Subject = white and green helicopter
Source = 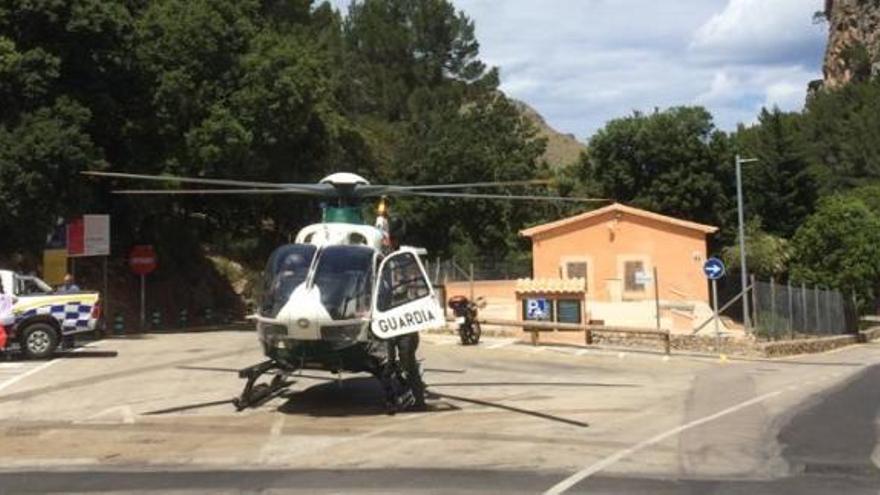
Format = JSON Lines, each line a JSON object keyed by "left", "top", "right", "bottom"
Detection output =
{"left": 84, "top": 171, "right": 603, "bottom": 411}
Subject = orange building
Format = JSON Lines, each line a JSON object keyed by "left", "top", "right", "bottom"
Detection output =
{"left": 445, "top": 203, "right": 721, "bottom": 333}
{"left": 520, "top": 203, "right": 718, "bottom": 304}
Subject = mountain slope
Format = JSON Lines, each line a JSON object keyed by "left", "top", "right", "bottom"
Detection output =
{"left": 514, "top": 100, "right": 587, "bottom": 168}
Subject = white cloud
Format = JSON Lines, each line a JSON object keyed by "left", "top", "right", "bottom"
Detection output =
{"left": 690, "top": 0, "right": 826, "bottom": 64}
{"left": 763, "top": 79, "right": 806, "bottom": 110}
{"left": 322, "top": 0, "right": 827, "bottom": 139}
{"left": 696, "top": 71, "right": 742, "bottom": 105}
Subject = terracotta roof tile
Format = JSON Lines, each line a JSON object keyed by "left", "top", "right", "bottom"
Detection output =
{"left": 515, "top": 278, "right": 587, "bottom": 293}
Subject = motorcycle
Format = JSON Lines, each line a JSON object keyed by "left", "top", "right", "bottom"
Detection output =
{"left": 447, "top": 295, "right": 484, "bottom": 345}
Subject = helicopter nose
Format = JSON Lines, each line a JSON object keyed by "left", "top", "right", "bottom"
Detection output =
{"left": 277, "top": 288, "right": 324, "bottom": 340}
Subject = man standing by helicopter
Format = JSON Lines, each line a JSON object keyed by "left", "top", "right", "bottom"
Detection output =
{"left": 375, "top": 199, "right": 427, "bottom": 411}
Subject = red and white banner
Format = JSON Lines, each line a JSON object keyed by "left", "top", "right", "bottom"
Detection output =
{"left": 67, "top": 215, "right": 110, "bottom": 257}
{"left": 67, "top": 218, "right": 84, "bottom": 256}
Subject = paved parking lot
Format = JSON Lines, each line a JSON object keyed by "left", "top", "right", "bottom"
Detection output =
{"left": 0, "top": 330, "right": 878, "bottom": 494}
{"left": 0, "top": 360, "right": 53, "bottom": 395}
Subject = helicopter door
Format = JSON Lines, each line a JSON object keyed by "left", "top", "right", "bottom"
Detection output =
{"left": 371, "top": 250, "right": 443, "bottom": 338}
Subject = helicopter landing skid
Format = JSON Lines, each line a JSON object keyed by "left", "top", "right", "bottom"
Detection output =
{"left": 234, "top": 360, "right": 294, "bottom": 411}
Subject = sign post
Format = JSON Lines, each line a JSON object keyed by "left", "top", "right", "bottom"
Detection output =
{"left": 703, "top": 257, "right": 726, "bottom": 353}
{"left": 129, "top": 245, "right": 158, "bottom": 329}
{"left": 140, "top": 274, "right": 145, "bottom": 329}
{"left": 653, "top": 267, "right": 660, "bottom": 332}
{"left": 635, "top": 269, "right": 659, "bottom": 331}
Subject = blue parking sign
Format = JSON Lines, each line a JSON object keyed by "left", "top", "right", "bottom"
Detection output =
{"left": 525, "top": 298, "right": 551, "bottom": 321}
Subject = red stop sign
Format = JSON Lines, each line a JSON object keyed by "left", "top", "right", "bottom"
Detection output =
{"left": 129, "top": 245, "right": 157, "bottom": 275}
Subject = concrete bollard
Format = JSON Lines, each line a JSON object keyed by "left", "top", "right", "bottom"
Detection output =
{"left": 151, "top": 310, "right": 162, "bottom": 330}
{"left": 113, "top": 314, "right": 125, "bottom": 335}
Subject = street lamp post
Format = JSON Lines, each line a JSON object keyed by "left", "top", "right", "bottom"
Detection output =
{"left": 736, "top": 154, "right": 758, "bottom": 332}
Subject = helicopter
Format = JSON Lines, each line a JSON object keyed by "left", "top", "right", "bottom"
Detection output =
{"left": 83, "top": 170, "right": 604, "bottom": 411}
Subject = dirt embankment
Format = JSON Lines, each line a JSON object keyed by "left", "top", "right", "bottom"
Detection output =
{"left": 61, "top": 251, "right": 251, "bottom": 332}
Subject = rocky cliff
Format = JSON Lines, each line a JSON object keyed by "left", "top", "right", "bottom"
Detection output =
{"left": 513, "top": 100, "right": 587, "bottom": 168}
{"left": 822, "top": 0, "right": 880, "bottom": 89}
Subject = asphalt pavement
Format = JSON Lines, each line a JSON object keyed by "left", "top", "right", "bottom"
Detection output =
{"left": 0, "top": 331, "right": 877, "bottom": 494}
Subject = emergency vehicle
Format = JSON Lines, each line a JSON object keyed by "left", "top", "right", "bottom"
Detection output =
{"left": 0, "top": 270, "right": 101, "bottom": 359}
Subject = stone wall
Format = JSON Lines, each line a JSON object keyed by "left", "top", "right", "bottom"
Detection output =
{"left": 859, "top": 326, "right": 880, "bottom": 341}
{"left": 431, "top": 324, "right": 872, "bottom": 358}
{"left": 760, "top": 334, "right": 859, "bottom": 357}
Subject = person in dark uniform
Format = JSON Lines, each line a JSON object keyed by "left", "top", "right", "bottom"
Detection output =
{"left": 387, "top": 332, "right": 425, "bottom": 410}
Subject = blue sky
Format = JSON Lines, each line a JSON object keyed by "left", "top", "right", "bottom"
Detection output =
{"left": 327, "top": 0, "right": 827, "bottom": 140}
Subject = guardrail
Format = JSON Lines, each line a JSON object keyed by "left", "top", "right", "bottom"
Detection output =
{"left": 451, "top": 317, "right": 671, "bottom": 355}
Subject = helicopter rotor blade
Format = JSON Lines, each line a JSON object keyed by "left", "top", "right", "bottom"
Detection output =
{"left": 384, "top": 179, "right": 553, "bottom": 191}
{"left": 82, "top": 171, "right": 330, "bottom": 193}
{"left": 351, "top": 179, "right": 554, "bottom": 197}
{"left": 112, "top": 188, "right": 320, "bottom": 195}
{"left": 399, "top": 191, "right": 609, "bottom": 203}
{"left": 87, "top": 171, "right": 593, "bottom": 201}
{"left": 111, "top": 188, "right": 609, "bottom": 203}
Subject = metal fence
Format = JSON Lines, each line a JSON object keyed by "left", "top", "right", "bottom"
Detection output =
{"left": 425, "top": 258, "right": 532, "bottom": 284}
{"left": 752, "top": 280, "right": 855, "bottom": 340}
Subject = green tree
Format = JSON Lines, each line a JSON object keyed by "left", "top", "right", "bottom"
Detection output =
{"left": 845, "top": 183, "right": 880, "bottom": 215}
{"left": 789, "top": 196, "right": 880, "bottom": 309}
{"left": 390, "top": 88, "right": 547, "bottom": 260}
{"left": 721, "top": 218, "right": 791, "bottom": 280}
{"left": 338, "top": 0, "right": 549, "bottom": 260}
{"left": 734, "top": 108, "right": 817, "bottom": 237}
{"left": 581, "top": 107, "right": 731, "bottom": 229}
{"left": 801, "top": 79, "right": 880, "bottom": 192}
{"left": 0, "top": 98, "right": 104, "bottom": 251}
{"left": 0, "top": 0, "right": 139, "bottom": 255}
{"left": 342, "top": 0, "right": 491, "bottom": 120}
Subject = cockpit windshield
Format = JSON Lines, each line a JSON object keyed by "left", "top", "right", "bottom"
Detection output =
{"left": 261, "top": 244, "right": 317, "bottom": 317}
{"left": 312, "top": 245, "right": 374, "bottom": 320}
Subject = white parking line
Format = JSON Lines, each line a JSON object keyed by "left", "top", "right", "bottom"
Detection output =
{"left": 486, "top": 339, "right": 516, "bottom": 350}
{"left": 0, "top": 359, "right": 57, "bottom": 394}
{"left": 542, "top": 389, "right": 785, "bottom": 495}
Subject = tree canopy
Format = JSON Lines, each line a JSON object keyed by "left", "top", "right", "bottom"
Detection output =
{"left": 2, "top": 0, "right": 880, "bottom": 313}
{"left": 789, "top": 196, "right": 880, "bottom": 309}
{"left": 0, "top": 0, "right": 546, "bottom": 266}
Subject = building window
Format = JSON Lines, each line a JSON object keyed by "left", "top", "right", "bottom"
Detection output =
{"left": 565, "top": 262, "right": 587, "bottom": 279}
{"left": 376, "top": 252, "right": 430, "bottom": 312}
{"left": 624, "top": 260, "right": 646, "bottom": 292}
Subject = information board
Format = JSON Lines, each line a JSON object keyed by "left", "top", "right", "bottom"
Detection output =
{"left": 557, "top": 299, "right": 582, "bottom": 324}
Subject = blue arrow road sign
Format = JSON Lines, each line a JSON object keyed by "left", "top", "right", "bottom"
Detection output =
{"left": 703, "top": 257, "right": 726, "bottom": 280}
